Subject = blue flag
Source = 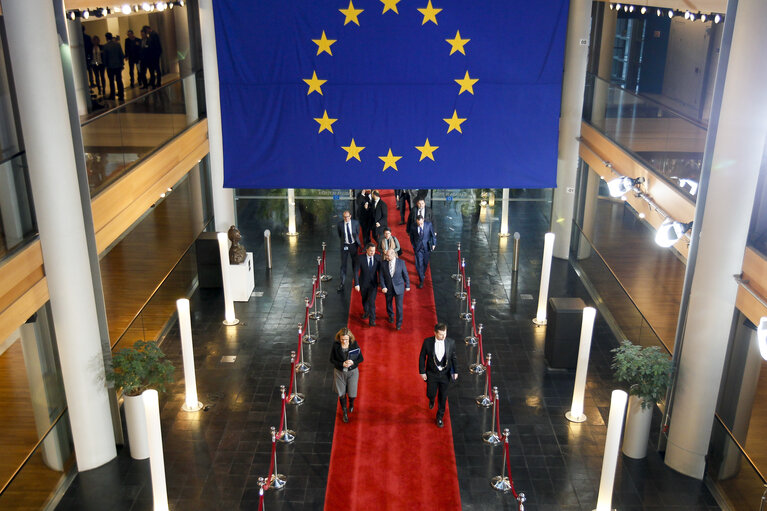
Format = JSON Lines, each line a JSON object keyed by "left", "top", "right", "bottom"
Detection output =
{"left": 213, "top": 0, "right": 568, "bottom": 189}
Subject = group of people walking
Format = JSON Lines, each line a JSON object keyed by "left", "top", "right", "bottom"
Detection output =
{"left": 83, "top": 24, "right": 162, "bottom": 102}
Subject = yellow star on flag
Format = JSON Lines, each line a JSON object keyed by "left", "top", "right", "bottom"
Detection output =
{"left": 303, "top": 71, "right": 327, "bottom": 96}
{"left": 378, "top": 148, "right": 402, "bottom": 171}
{"left": 446, "top": 30, "right": 470, "bottom": 55}
{"left": 312, "top": 31, "right": 337, "bottom": 56}
{"left": 380, "top": 0, "right": 400, "bottom": 14}
{"left": 415, "top": 139, "right": 439, "bottom": 161}
{"left": 342, "top": 139, "right": 365, "bottom": 161}
{"left": 339, "top": 1, "right": 364, "bottom": 26}
{"left": 443, "top": 110, "right": 467, "bottom": 133}
{"left": 314, "top": 110, "right": 338, "bottom": 133}
{"left": 417, "top": 0, "right": 442, "bottom": 25}
{"left": 455, "top": 71, "right": 479, "bottom": 95}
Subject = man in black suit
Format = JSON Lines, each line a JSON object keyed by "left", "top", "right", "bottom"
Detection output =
{"left": 354, "top": 243, "right": 381, "bottom": 326}
{"left": 419, "top": 322, "right": 458, "bottom": 427}
{"left": 407, "top": 198, "right": 432, "bottom": 235}
{"left": 398, "top": 189, "right": 411, "bottom": 224}
{"left": 371, "top": 190, "right": 388, "bottom": 242}
{"left": 356, "top": 189, "right": 372, "bottom": 244}
{"left": 144, "top": 25, "right": 162, "bottom": 88}
{"left": 379, "top": 249, "right": 410, "bottom": 330}
{"left": 409, "top": 215, "right": 437, "bottom": 288}
{"left": 336, "top": 210, "right": 362, "bottom": 292}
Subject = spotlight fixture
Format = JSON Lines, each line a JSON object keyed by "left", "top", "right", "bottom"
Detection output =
{"left": 668, "top": 9, "right": 674, "bottom": 18}
{"left": 68, "top": 10, "right": 76, "bottom": 20}
{"left": 179, "top": 0, "right": 185, "bottom": 6}
{"left": 82, "top": 9, "right": 90, "bottom": 19}
{"left": 629, "top": 5, "right": 634, "bottom": 12}
{"left": 615, "top": 3, "right": 621, "bottom": 10}
{"left": 100, "top": 8, "right": 108, "bottom": 16}
{"left": 714, "top": 13, "right": 721, "bottom": 23}
{"left": 701, "top": 13, "right": 707, "bottom": 22}
{"left": 142, "top": 2, "right": 151, "bottom": 11}
{"left": 759, "top": 317, "right": 767, "bottom": 361}
{"left": 607, "top": 176, "right": 644, "bottom": 198}
{"left": 654, "top": 219, "right": 692, "bottom": 248}
{"left": 609, "top": 3, "right": 614, "bottom": 10}
{"left": 684, "top": 10, "right": 690, "bottom": 19}
{"left": 157, "top": 1, "right": 167, "bottom": 11}
{"left": 640, "top": 6, "right": 646, "bottom": 14}
{"left": 657, "top": 8, "right": 662, "bottom": 16}
{"left": 678, "top": 178, "right": 699, "bottom": 196}
{"left": 624, "top": 4, "right": 629, "bottom": 12}
{"left": 638, "top": 212, "right": 646, "bottom": 219}
{"left": 121, "top": 4, "right": 130, "bottom": 13}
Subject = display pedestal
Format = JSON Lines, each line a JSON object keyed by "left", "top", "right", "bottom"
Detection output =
{"left": 544, "top": 297, "right": 586, "bottom": 369}
{"left": 230, "top": 252, "right": 254, "bottom": 302}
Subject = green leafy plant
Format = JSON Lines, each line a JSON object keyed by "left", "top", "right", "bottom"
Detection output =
{"left": 611, "top": 340, "right": 673, "bottom": 410}
{"left": 108, "top": 340, "right": 175, "bottom": 396}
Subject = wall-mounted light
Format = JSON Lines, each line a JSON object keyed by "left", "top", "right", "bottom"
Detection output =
{"left": 668, "top": 9, "right": 674, "bottom": 18}
{"left": 607, "top": 176, "right": 644, "bottom": 198}
{"left": 758, "top": 317, "right": 767, "bottom": 360}
{"left": 640, "top": 7, "right": 646, "bottom": 14}
{"left": 656, "top": 8, "right": 662, "bottom": 16}
{"left": 654, "top": 219, "right": 692, "bottom": 247}
{"left": 714, "top": 13, "right": 722, "bottom": 23}
{"left": 82, "top": 9, "right": 90, "bottom": 19}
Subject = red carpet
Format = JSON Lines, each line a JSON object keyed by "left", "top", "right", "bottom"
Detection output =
{"left": 324, "top": 191, "right": 462, "bottom": 510}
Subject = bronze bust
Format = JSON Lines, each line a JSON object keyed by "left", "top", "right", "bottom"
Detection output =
{"left": 228, "top": 225, "right": 246, "bottom": 264}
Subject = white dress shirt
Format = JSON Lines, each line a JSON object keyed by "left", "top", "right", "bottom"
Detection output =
{"left": 435, "top": 338, "right": 445, "bottom": 365}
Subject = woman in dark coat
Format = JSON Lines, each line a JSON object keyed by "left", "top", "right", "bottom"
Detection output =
{"left": 330, "top": 327, "right": 363, "bottom": 423}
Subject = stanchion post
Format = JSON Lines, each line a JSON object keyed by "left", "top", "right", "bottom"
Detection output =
{"left": 176, "top": 298, "right": 203, "bottom": 412}
{"left": 217, "top": 232, "right": 240, "bottom": 326}
{"left": 269, "top": 426, "right": 287, "bottom": 489}
{"left": 309, "top": 276, "right": 324, "bottom": 320}
{"left": 296, "top": 325, "right": 310, "bottom": 374}
{"left": 566, "top": 307, "right": 596, "bottom": 423}
{"left": 320, "top": 242, "right": 332, "bottom": 281}
{"left": 491, "top": 428, "right": 512, "bottom": 492}
{"left": 512, "top": 232, "right": 520, "bottom": 272}
{"left": 264, "top": 230, "right": 272, "bottom": 269}
{"left": 595, "top": 390, "right": 628, "bottom": 511}
{"left": 277, "top": 385, "right": 295, "bottom": 443}
{"left": 455, "top": 258, "right": 467, "bottom": 299}
{"left": 465, "top": 316, "right": 478, "bottom": 346}
{"left": 532, "top": 232, "right": 555, "bottom": 325}
{"left": 482, "top": 387, "right": 501, "bottom": 445}
{"left": 476, "top": 353, "right": 493, "bottom": 407}
{"left": 469, "top": 324, "right": 486, "bottom": 374}
{"left": 451, "top": 242, "right": 462, "bottom": 280}
{"left": 287, "top": 351, "right": 305, "bottom": 405}
{"left": 143, "top": 390, "right": 169, "bottom": 510}
{"left": 460, "top": 278, "right": 472, "bottom": 321}
{"left": 315, "top": 257, "right": 327, "bottom": 299}
{"left": 302, "top": 299, "right": 316, "bottom": 344}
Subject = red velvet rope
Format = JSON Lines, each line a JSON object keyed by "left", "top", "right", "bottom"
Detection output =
{"left": 503, "top": 439, "right": 519, "bottom": 499}
{"left": 265, "top": 356, "right": 296, "bottom": 491}
{"left": 258, "top": 488, "right": 265, "bottom": 511}
{"left": 457, "top": 246, "right": 461, "bottom": 269}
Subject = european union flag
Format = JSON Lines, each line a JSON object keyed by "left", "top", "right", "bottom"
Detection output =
{"left": 213, "top": 0, "right": 569, "bottom": 189}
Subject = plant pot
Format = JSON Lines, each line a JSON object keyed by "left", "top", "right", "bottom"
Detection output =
{"left": 123, "top": 393, "right": 149, "bottom": 460}
{"left": 622, "top": 394, "right": 653, "bottom": 459}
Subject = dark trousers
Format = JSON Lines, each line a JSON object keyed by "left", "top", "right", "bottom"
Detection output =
{"left": 413, "top": 247, "right": 430, "bottom": 282}
{"left": 93, "top": 64, "right": 106, "bottom": 94}
{"left": 339, "top": 243, "right": 358, "bottom": 285}
{"left": 139, "top": 61, "right": 148, "bottom": 87}
{"left": 360, "top": 285, "right": 377, "bottom": 320}
{"left": 426, "top": 371, "right": 450, "bottom": 419}
{"left": 399, "top": 192, "right": 411, "bottom": 222}
{"left": 87, "top": 65, "right": 96, "bottom": 87}
{"left": 384, "top": 291, "right": 403, "bottom": 327}
{"left": 107, "top": 68, "right": 124, "bottom": 99}
{"left": 373, "top": 224, "right": 387, "bottom": 243}
{"left": 148, "top": 59, "right": 161, "bottom": 87}
{"left": 127, "top": 59, "right": 139, "bottom": 85}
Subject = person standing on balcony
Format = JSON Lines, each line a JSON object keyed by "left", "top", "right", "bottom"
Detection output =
{"left": 103, "top": 33, "right": 125, "bottom": 101}
{"left": 91, "top": 35, "right": 106, "bottom": 97}
{"left": 124, "top": 30, "right": 141, "bottom": 88}
{"left": 144, "top": 25, "right": 162, "bottom": 89}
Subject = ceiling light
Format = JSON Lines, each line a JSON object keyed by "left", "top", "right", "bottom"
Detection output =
{"left": 638, "top": 212, "right": 646, "bottom": 219}
{"left": 68, "top": 11, "right": 76, "bottom": 20}
{"left": 668, "top": 9, "right": 674, "bottom": 18}
{"left": 142, "top": 2, "right": 151, "bottom": 11}
{"left": 714, "top": 13, "right": 721, "bottom": 23}
{"left": 121, "top": 4, "right": 130, "bottom": 13}
{"left": 624, "top": 5, "right": 629, "bottom": 12}
{"left": 629, "top": 5, "right": 635, "bottom": 13}
{"left": 82, "top": 9, "right": 90, "bottom": 18}
{"left": 640, "top": 7, "right": 646, "bottom": 14}
{"left": 655, "top": 220, "right": 692, "bottom": 247}
{"left": 701, "top": 13, "right": 707, "bottom": 22}
{"left": 609, "top": 3, "right": 614, "bottom": 10}
{"left": 100, "top": 8, "right": 108, "bottom": 16}
{"left": 157, "top": 2, "right": 167, "bottom": 11}
{"left": 657, "top": 8, "right": 662, "bottom": 16}
{"left": 615, "top": 3, "right": 621, "bottom": 10}
{"left": 607, "top": 176, "right": 644, "bottom": 198}
{"left": 758, "top": 317, "right": 767, "bottom": 360}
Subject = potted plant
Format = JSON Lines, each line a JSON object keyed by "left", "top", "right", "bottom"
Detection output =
{"left": 611, "top": 340, "right": 673, "bottom": 459}
{"left": 108, "top": 340, "right": 174, "bottom": 459}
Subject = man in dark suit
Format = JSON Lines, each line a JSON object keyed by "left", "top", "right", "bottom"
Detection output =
{"left": 398, "top": 189, "right": 411, "bottom": 224}
{"left": 407, "top": 197, "right": 432, "bottom": 235}
{"left": 419, "top": 322, "right": 458, "bottom": 427}
{"left": 336, "top": 210, "right": 362, "bottom": 292}
{"left": 371, "top": 190, "right": 388, "bottom": 242}
{"left": 144, "top": 25, "right": 162, "bottom": 88}
{"left": 354, "top": 243, "right": 381, "bottom": 326}
{"left": 379, "top": 249, "right": 410, "bottom": 330}
{"left": 356, "top": 189, "right": 372, "bottom": 244}
{"left": 409, "top": 215, "right": 437, "bottom": 288}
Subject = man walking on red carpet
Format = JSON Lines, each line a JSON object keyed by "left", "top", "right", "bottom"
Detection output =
{"left": 379, "top": 248, "right": 410, "bottom": 330}
{"left": 419, "top": 323, "right": 458, "bottom": 428}
{"left": 354, "top": 243, "right": 382, "bottom": 326}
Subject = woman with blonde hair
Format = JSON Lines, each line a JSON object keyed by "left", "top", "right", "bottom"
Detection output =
{"left": 329, "top": 327, "right": 363, "bottom": 423}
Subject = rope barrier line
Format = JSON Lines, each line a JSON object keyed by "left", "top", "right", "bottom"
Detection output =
{"left": 477, "top": 330, "right": 486, "bottom": 372}
{"left": 503, "top": 439, "right": 519, "bottom": 500}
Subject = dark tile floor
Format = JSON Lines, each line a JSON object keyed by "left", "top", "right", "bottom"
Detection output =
{"left": 55, "top": 193, "right": 720, "bottom": 511}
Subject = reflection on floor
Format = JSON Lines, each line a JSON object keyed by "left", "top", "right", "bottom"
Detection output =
{"left": 57, "top": 194, "right": 719, "bottom": 510}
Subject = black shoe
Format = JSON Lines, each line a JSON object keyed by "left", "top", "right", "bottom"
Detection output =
{"left": 349, "top": 403, "right": 354, "bottom": 414}
{"left": 361, "top": 313, "right": 369, "bottom": 319}
{"left": 396, "top": 325, "right": 402, "bottom": 330}
{"left": 429, "top": 400, "right": 434, "bottom": 410}
{"left": 399, "top": 221, "right": 405, "bottom": 225}
{"left": 436, "top": 417, "right": 444, "bottom": 428}
{"left": 343, "top": 410, "right": 349, "bottom": 423}
{"left": 417, "top": 282, "right": 424, "bottom": 289}
{"left": 337, "top": 284, "right": 344, "bottom": 293}
{"left": 387, "top": 317, "right": 394, "bottom": 323}
{"left": 369, "top": 320, "right": 376, "bottom": 326}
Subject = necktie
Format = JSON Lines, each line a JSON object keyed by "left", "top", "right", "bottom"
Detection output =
{"left": 368, "top": 257, "right": 373, "bottom": 270}
{"left": 390, "top": 261, "right": 395, "bottom": 277}
{"left": 346, "top": 222, "right": 352, "bottom": 244}
{"left": 418, "top": 226, "right": 423, "bottom": 238}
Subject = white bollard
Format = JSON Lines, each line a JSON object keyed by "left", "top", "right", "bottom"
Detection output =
{"left": 533, "top": 232, "right": 555, "bottom": 325}
{"left": 143, "top": 390, "right": 169, "bottom": 511}
{"left": 595, "top": 390, "right": 628, "bottom": 511}
{"left": 287, "top": 188, "right": 298, "bottom": 236}
{"left": 217, "top": 232, "right": 239, "bottom": 325}
{"left": 176, "top": 299, "right": 203, "bottom": 412}
{"left": 566, "top": 307, "right": 596, "bottom": 423}
{"left": 499, "top": 188, "right": 510, "bottom": 237}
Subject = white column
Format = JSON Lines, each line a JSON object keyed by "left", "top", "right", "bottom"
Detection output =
{"left": 199, "top": 0, "right": 236, "bottom": 230}
{"left": 590, "top": 4, "right": 617, "bottom": 130}
{"left": 596, "top": 390, "right": 628, "bottom": 511}
{"left": 287, "top": 188, "right": 298, "bottom": 235}
{"left": 566, "top": 307, "right": 596, "bottom": 422}
{"left": 665, "top": 0, "right": 767, "bottom": 479}
{"left": 3, "top": 0, "right": 116, "bottom": 469}
{"left": 499, "top": 188, "right": 510, "bottom": 236}
{"left": 550, "top": 0, "right": 592, "bottom": 259}
{"left": 533, "top": 232, "right": 555, "bottom": 325}
{"left": 143, "top": 390, "right": 169, "bottom": 511}
{"left": 176, "top": 298, "right": 203, "bottom": 411}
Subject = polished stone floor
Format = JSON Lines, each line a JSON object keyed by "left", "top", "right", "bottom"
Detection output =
{"left": 55, "top": 193, "right": 720, "bottom": 511}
